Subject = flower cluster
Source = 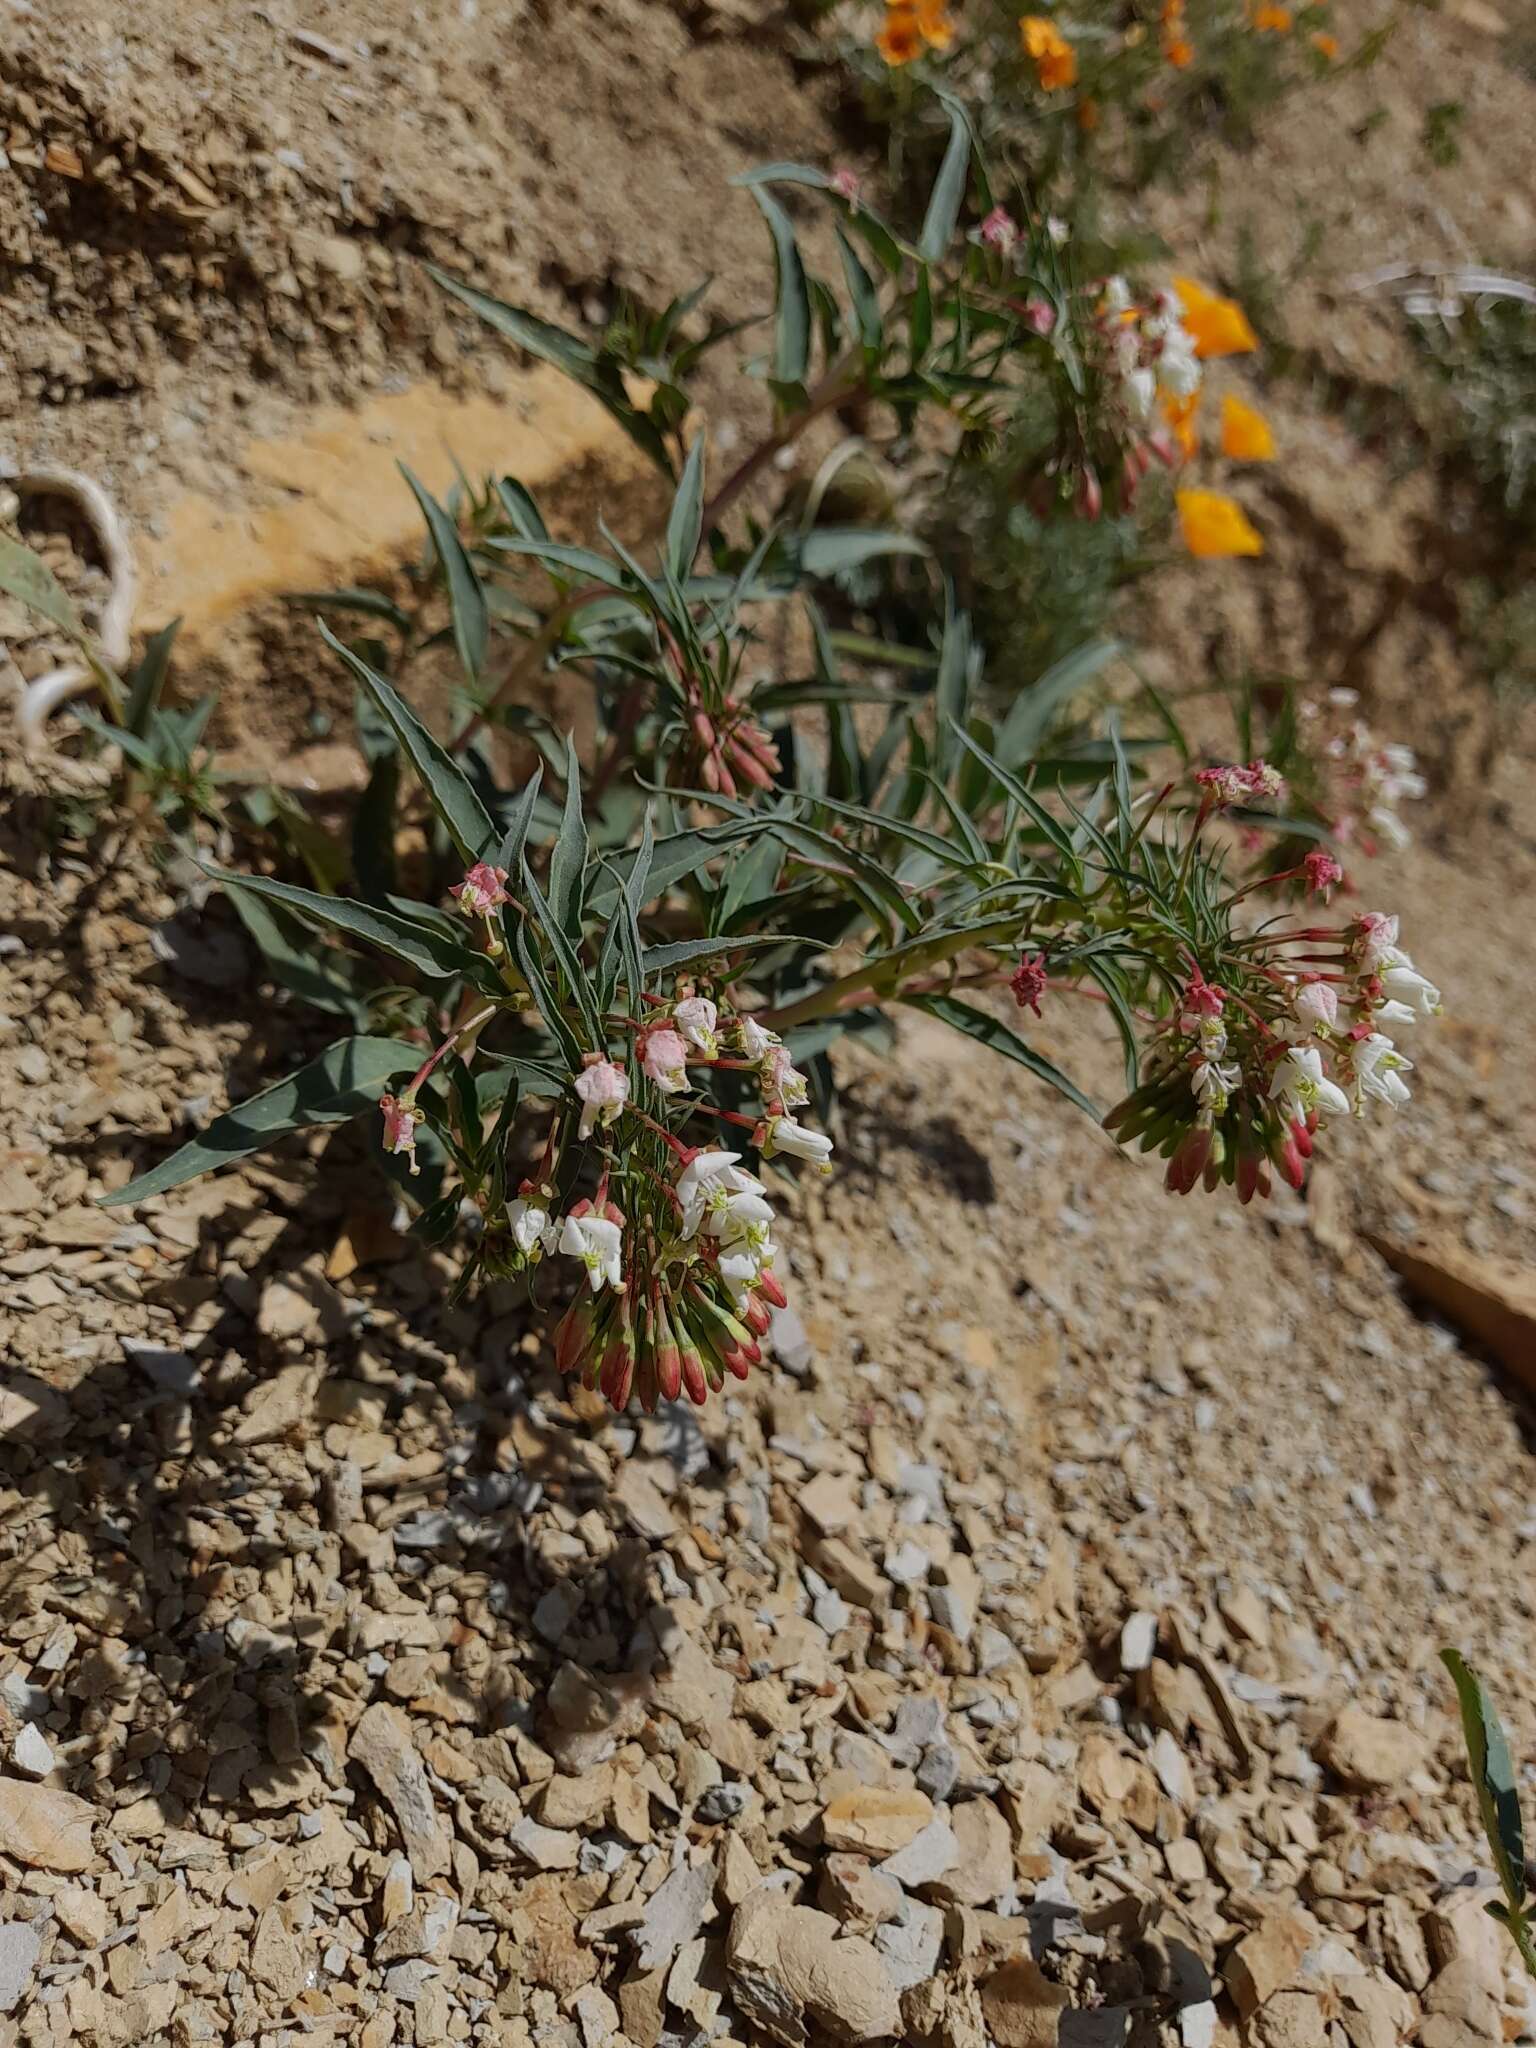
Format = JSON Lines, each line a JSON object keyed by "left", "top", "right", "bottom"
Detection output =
{"left": 1021, "top": 16, "right": 1077, "bottom": 92}
{"left": 876, "top": 0, "right": 953, "bottom": 66}
{"left": 1106, "top": 905, "right": 1441, "bottom": 1203}
{"left": 1306, "top": 691, "right": 1428, "bottom": 852}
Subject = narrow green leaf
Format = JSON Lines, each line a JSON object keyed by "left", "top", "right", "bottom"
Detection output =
{"left": 284, "top": 587, "right": 413, "bottom": 634}
{"left": 906, "top": 993, "right": 1098, "bottom": 1118}
{"left": 836, "top": 226, "right": 883, "bottom": 351}
{"left": 548, "top": 737, "right": 588, "bottom": 939}
{"left": 495, "top": 477, "right": 549, "bottom": 541}
{"left": 399, "top": 465, "right": 488, "bottom": 683}
{"left": 123, "top": 620, "right": 180, "bottom": 740}
{"left": 352, "top": 751, "right": 400, "bottom": 901}
{"left": 642, "top": 933, "right": 804, "bottom": 975}
{"left": 226, "top": 887, "right": 369, "bottom": 1019}
{"left": 919, "top": 96, "right": 973, "bottom": 264}
{"left": 513, "top": 904, "right": 583, "bottom": 1070}
{"left": 521, "top": 859, "right": 602, "bottom": 1046}
{"left": 209, "top": 867, "right": 494, "bottom": 988}
{"left": 797, "top": 528, "right": 928, "bottom": 578}
{"left": 496, "top": 765, "right": 545, "bottom": 873}
{"left": 0, "top": 531, "right": 84, "bottom": 642}
{"left": 666, "top": 434, "right": 707, "bottom": 579}
{"left": 318, "top": 620, "right": 495, "bottom": 865}
{"left": 934, "top": 589, "right": 971, "bottom": 778}
{"left": 1443, "top": 1651, "right": 1527, "bottom": 1912}
{"left": 102, "top": 1038, "right": 417, "bottom": 1206}
{"left": 997, "top": 639, "right": 1125, "bottom": 768}
{"left": 950, "top": 723, "right": 1080, "bottom": 865}
{"left": 750, "top": 187, "right": 812, "bottom": 387}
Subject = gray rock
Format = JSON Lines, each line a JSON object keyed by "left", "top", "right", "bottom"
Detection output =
{"left": 11, "top": 1725, "right": 54, "bottom": 1779}
{"left": 634, "top": 1857, "right": 715, "bottom": 1970}
{"left": 927, "top": 1585, "right": 974, "bottom": 1644}
{"left": 879, "top": 1815, "right": 959, "bottom": 1889}
{"left": 883, "top": 1696, "right": 945, "bottom": 1766}
{"left": 768, "top": 1305, "right": 813, "bottom": 1376}
{"left": 916, "top": 1745, "right": 960, "bottom": 1804}
{"left": 875, "top": 1899, "right": 944, "bottom": 1989}
{"left": 0, "top": 1922, "right": 40, "bottom": 2014}
{"left": 698, "top": 1782, "right": 751, "bottom": 1824}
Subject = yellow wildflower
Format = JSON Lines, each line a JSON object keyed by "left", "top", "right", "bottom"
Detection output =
{"left": 1022, "top": 17, "right": 1078, "bottom": 91}
{"left": 1251, "top": 3, "right": 1293, "bottom": 29}
{"left": 1220, "top": 394, "right": 1276, "bottom": 461}
{"left": 877, "top": 0, "right": 953, "bottom": 64}
{"left": 1171, "top": 276, "right": 1259, "bottom": 359}
{"left": 1161, "top": 390, "right": 1201, "bottom": 462}
{"left": 1178, "top": 489, "right": 1265, "bottom": 559}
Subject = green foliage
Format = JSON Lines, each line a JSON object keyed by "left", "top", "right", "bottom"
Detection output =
{"left": 1442, "top": 1651, "right": 1536, "bottom": 1982}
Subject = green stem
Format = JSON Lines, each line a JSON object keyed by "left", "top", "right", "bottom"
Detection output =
{"left": 763, "top": 916, "right": 1024, "bottom": 1031}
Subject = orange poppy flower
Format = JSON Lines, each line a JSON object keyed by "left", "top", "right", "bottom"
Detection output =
{"left": 1022, "top": 17, "right": 1078, "bottom": 91}
{"left": 1161, "top": 391, "right": 1201, "bottom": 461}
{"left": 1251, "top": 3, "right": 1293, "bottom": 28}
{"left": 1164, "top": 35, "right": 1195, "bottom": 66}
{"left": 1311, "top": 30, "right": 1339, "bottom": 57}
{"left": 1178, "top": 489, "right": 1265, "bottom": 559}
{"left": 916, "top": 0, "right": 955, "bottom": 50}
{"left": 1220, "top": 394, "right": 1276, "bottom": 461}
{"left": 1171, "top": 276, "right": 1259, "bottom": 358}
{"left": 877, "top": 5, "right": 926, "bottom": 64}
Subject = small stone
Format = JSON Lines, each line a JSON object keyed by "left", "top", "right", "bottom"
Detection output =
{"left": 698, "top": 1780, "right": 751, "bottom": 1825}
{"left": 1424, "top": 1956, "right": 1502, "bottom": 2037}
{"left": 348, "top": 1703, "right": 452, "bottom": 1880}
{"left": 1219, "top": 1582, "right": 1270, "bottom": 1647}
{"left": 1224, "top": 1912, "right": 1313, "bottom": 2020}
{"left": 633, "top": 1855, "right": 715, "bottom": 1970}
{"left": 510, "top": 1816, "right": 581, "bottom": 1871}
{"left": 727, "top": 1886, "right": 901, "bottom": 2044}
{"left": 1179, "top": 2000, "right": 1218, "bottom": 2048}
{"left": 879, "top": 1815, "right": 959, "bottom": 1889}
{"left": 1376, "top": 1894, "right": 1431, "bottom": 1993}
{"left": 0, "top": 1779, "right": 97, "bottom": 1871}
{"left": 1315, "top": 1706, "right": 1428, "bottom": 1791}
{"left": 927, "top": 1583, "right": 975, "bottom": 1645}
{"left": 933, "top": 1800, "right": 1012, "bottom": 1908}
{"left": 875, "top": 1897, "right": 944, "bottom": 1990}
{"left": 1424, "top": 1889, "right": 1505, "bottom": 2001}
{"left": 381, "top": 1856, "right": 414, "bottom": 1927}
{"left": 251, "top": 1906, "right": 307, "bottom": 2000}
{"left": 0, "top": 1923, "right": 41, "bottom": 2015}
{"left": 981, "top": 1958, "right": 1072, "bottom": 2048}
{"left": 1337, "top": 1970, "right": 1419, "bottom": 2048}
{"left": 819, "top": 1852, "right": 904, "bottom": 1931}
{"left": 916, "top": 1746, "right": 959, "bottom": 1804}
{"left": 572, "top": 1980, "right": 622, "bottom": 2048}
{"left": 11, "top": 1725, "right": 55, "bottom": 1778}
{"left": 822, "top": 1785, "right": 933, "bottom": 1856}
{"left": 614, "top": 1463, "right": 677, "bottom": 1540}
{"left": 1252, "top": 1991, "right": 1330, "bottom": 2048}
{"left": 53, "top": 1887, "right": 107, "bottom": 1946}
{"left": 1120, "top": 1611, "right": 1159, "bottom": 1673}
{"left": 800, "top": 1470, "right": 857, "bottom": 1534}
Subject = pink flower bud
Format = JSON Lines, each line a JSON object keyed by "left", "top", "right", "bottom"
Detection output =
{"left": 979, "top": 205, "right": 1019, "bottom": 253}
{"left": 1020, "top": 296, "right": 1056, "bottom": 335}
{"left": 830, "top": 168, "right": 861, "bottom": 202}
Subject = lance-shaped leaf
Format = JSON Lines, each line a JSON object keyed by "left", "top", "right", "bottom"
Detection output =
{"left": 0, "top": 531, "right": 86, "bottom": 642}
{"left": 906, "top": 993, "right": 1099, "bottom": 1119}
{"left": 920, "top": 95, "right": 973, "bottom": 264}
{"left": 208, "top": 867, "right": 500, "bottom": 991}
{"left": 666, "top": 434, "right": 707, "bottom": 579}
{"left": 102, "top": 1038, "right": 419, "bottom": 1206}
{"left": 749, "top": 186, "right": 811, "bottom": 388}
{"left": 400, "top": 465, "right": 488, "bottom": 683}
{"left": 318, "top": 621, "right": 495, "bottom": 865}
{"left": 1442, "top": 1650, "right": 1527, "bottom": 1916}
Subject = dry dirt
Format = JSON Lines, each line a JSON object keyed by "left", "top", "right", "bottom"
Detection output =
{"left": 2, "top": 4, "right": 1536, "bottom": 2048}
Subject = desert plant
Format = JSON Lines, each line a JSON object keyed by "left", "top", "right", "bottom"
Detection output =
{"left": 1443, "top": 1651, "right": 1536, "bottom": 1982}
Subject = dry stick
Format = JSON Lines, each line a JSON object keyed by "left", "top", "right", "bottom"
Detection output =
{"left": 450, "top": 350, "right": 864, "bottom": 759}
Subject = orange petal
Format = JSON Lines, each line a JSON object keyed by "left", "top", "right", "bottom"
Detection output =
{"left": 1161, "top": 390, "right": 1201, "bottom": 461}
{"left": 877, "top": 8, "right": 925, "bottom": 63}
{"left": 1219, "top": 394, "right": 1276, "bottom": 462}
{"left": 1171, "top": 275, "right": 1259, "bottom": 358}
{"left": 1177, "top": 489, "right": 1265, "bottom": 559}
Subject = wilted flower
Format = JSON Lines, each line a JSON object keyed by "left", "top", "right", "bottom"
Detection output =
{"left": 574, "top": 1057, "right": 629, "bottom": 1139}
{"left": 762, "top": 1043, "right": 810, "bottom": 1110}
{"left": 978, "top": 206, "right": 1019, "bottom": 253}
{"left": 673, "top": 995, "right": 720, "bottom": 1057}
{"left": 1304, "top": 851, "right": 1344, "bottom": 895}
{"left": 640, "top": 1028, "right": 690, "bottom": 1093}
{"left": 1349, "top": 911, "right": 1400, "bottom": 973}
{"left": 1010, "top": 953, "right": 1049, "bottom": 1017}
{"left": 379, "top": 1093, "right": 422, "bottom": 1176}
{"left": 455, "top": 862, "right": 511, "bottom": 918}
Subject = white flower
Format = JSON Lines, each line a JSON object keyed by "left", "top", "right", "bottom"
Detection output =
{"left": 1156, "top": 332, "right": 1202, "bottom": 400}
{"left": 738, "top": 1015, "right": 777, "bottom": 1061}
{"left": 559, "top": 1213, "right": 623, "bottom": 1293}
{"left": 719, "top": 1242, "right": 777, "bottom": 1304}
{"left": 1379, "top": 960, "right": 1440, "bottom": 1017}
{"left": 1269, "top": 1045, "right": 1349, "bottom": 1125}
{"left": 763, "top": 1044, "right": 810, "bottom": 1110}
{"left": 1191, "top": 1059, "right": 1240, "bottom": 1116}
{"left": 574, "top": 1058, "right": 628, "bottom": 1139}
{"left": 1125, "top": 366, "right": 1156, "bottom": 421}
{"left": 1371, "top": 998, "right": 1420, "bottom": 1030}
{"left": 1292, "top": 980, "right": 1339, "bottom": 1035}
{"left": 1195, "top": 1014, "right": 1229, "bottom": 1061}
{"left": 1351, "top": 913, "right": 1400, "bottom": 972}
{"left": 704, "top": 1186, "right": 775, "bottom": 1244}
{"left": 761, "top": 1115, "right": 834, "bottom": 1172}
{"left": 1103, "top": 274, "right": 1133, "bottom": 315}
{"left": 1047, "top": 215, "right": 1069, "bottom": 247}
{"left": 1368, "top": 805, "right": 1413, "bottom": 853}
{"left": 672, "top": 996, "right": 720, "bottom": 1057}
{"left": 508, "top": 1198, "right": 553, "bottom": 1259}
{"left": 1351, "top": 1033, "right": 1413, "bottom": 1110}
{"left": 676, "top": 1150, "right": 764, "bottom": 1238}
